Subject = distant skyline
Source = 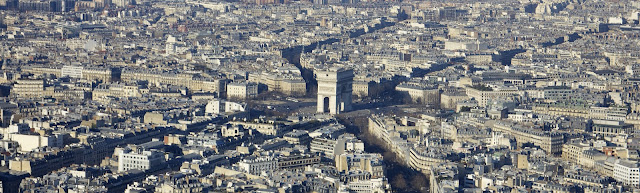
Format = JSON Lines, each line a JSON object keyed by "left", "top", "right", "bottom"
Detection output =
{"left": 0, "top": 0, "right": 640, "bottom": 192}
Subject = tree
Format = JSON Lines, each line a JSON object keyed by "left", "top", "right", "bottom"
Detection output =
{"left": 411, "top": 174, "right": 429, "bottom": 193}
{"left": 402, "top": 94, "right": 413, "bottom": 104}
{"left": 392, "top": 173, "right": 407, "bottom": 190}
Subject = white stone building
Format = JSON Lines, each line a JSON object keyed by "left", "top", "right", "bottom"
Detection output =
{"left": 237, "top": 156, "right": 278, "bottom": 175}
{"left": 117, "top": 146, "right": 166, "bottom": 173}
{"left": 614, "top": 159, "right": 640, "bottom": 186}
{"left": 226, "top": 82, "right": 259, "bottom": 100}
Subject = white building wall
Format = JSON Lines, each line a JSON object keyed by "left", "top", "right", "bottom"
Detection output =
{"left": 614, "top": 160, "right": 640, "bottom": 186}
{"left": 118, "top": 148, "right": 166, "bottom": 172}
{"left": 61, "top": 65, "right": 84, "bottom": 79}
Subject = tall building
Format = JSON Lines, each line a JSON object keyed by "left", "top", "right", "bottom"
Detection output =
{"left": 117, "top": 145, "right": 166, "bottom": 173}
{"left": 614, "top": 159, "right": 640, "bottom": 186}
{"left": 61, "top": 65, "right": 83, "bottom": 79}
{"left": 465, "top": 85, "right": 522, "bottom": 107}
{"left": 310, "top": 134, "right": 364, "bottom": 159}
{"left": 12, "top": 79, "right": 44, "bottom": 98}
{"left": 204, "top": 99, "right": 246, "bottom": 115}
{"left": 111, "top": 0, "right": 131, "bottom": 7}
{"left": 237, "top": 156, "right": 278, "bottom": 175}
{"left": 226, "top": 82, "right": 258, "bottom": 100}
{"left": 336, "top": 153, "right": 385, "bottom": 178}
{"left": 316, "top": 68, "right": 353, "bottom": 114}
{"left": 395, "top": 83, "right": 440, "bottom": 106}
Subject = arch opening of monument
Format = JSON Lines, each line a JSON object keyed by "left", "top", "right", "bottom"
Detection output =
{"left": 323, "top": 97, "right": 330, "bottom": 113}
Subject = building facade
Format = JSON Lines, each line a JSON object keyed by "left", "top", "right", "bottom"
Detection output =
{"left": 117, "top": 146, "right": 166, "bottom": 173}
